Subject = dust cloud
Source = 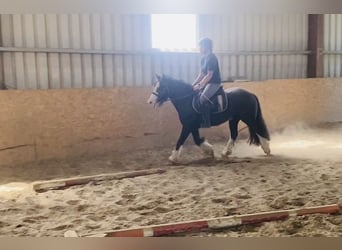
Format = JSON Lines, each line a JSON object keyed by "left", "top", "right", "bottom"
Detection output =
{"left": 232, "top": 122, "right": 342, "bottom": 161}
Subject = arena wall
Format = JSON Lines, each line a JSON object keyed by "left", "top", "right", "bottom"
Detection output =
{"left": 0, "top": 78, "right": 341, "bottom": 166}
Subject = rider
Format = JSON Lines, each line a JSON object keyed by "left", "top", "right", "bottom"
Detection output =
{"left": 192, "top": 38, "right": 222, "bottom": 128}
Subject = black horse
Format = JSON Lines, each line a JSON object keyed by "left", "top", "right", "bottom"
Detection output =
{"left": 147, "top": 74, "right": 271, "bottom": 163}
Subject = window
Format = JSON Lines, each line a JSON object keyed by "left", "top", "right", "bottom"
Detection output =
{"left": 151, "top": 14, "right": 197, "bottom": 51}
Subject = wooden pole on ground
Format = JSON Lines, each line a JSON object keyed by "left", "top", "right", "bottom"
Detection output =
{"left": 66, "top": 204, "right": 339, "bottom": 237}
{"left": 33, "top": 168, "right": 166, "bottom": 192}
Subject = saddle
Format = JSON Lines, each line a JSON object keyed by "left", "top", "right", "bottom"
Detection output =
{"left": 192, "top": 86, "right": 228, "bottom": 114}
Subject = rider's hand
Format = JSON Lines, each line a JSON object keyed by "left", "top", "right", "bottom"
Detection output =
{"left": 193, "top": 84, "right": 201, "bottom": 91}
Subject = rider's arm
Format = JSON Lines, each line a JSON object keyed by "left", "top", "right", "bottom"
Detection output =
{"left": 198, "top": 71, "right": 213, "bottom": 87}
{"left": 192, "top": 72, "right": 205, "bottom": 86}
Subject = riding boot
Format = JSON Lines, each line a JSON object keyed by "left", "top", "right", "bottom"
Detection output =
{"left": 200, "top": 102, "right": 211, "bottom": 128}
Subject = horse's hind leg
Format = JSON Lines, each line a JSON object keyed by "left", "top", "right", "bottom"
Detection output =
{"left": 257, "top": 134, "right": 271, "bottom": 156}
{"left": 191, "top": 129, "right": 214, "bottom": 157}
{"left": 242, "top": 117, "right": 271, "bottom": 156}
{"left": 222, "top": 119, "right": 239, "bottom": 157}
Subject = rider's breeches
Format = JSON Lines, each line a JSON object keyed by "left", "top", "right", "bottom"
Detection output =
{"left": 199, "top": 83, "right": 221, "bottom": 105}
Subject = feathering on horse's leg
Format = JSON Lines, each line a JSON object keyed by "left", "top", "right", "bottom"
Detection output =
{"left": 191, "top": 129, "right": 214, "bottom": 157}
{"left": 222, "top": 119, "right": 239, "bottom": 157}
{"left": 257, "top": 134, "right": 271, "bottom": 156}
{"left": 200, "top": 140, "right": 214, "bottom": 157}
{"left": 169, "top": 147, "right": 183, "bottom": 163}
{"left": 222, "top": 138, "right": 234, "bottom": 157}
{"left": 254, "top": 99, "right": 271, "bottom": 156}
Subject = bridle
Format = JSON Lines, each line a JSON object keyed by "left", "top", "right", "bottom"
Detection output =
{"left": 151, "top": 91, "right": 159, "bottom": 97}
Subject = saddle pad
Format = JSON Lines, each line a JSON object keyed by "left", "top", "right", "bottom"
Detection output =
{"left": 192, "top": 88, "right": 228, "bottom": 114}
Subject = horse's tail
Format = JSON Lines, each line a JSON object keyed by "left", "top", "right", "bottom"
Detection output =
{"left": 248, "top": 96, "right": 270, "bottom": 145}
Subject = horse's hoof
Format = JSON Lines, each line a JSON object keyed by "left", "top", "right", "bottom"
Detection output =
{"left": 168, "top": 149, "right": 182, "bottom": 164}
{"left": 263, "top": 149, "right": 271, "bottom": 156}
{"left": 202, "top": 150, "right": 214, "bottom": 158}
{"left": 200, "top": 140, "right": 214, "bottom": 156}
{"left": 221, "top": 153, "right": 230, "bottom": 159}
{"left": 203, "top": 153, "right": 214, "bottom": 160}
{"left": 203, "top": 148, "right": 214, "bottom": 156}
{"left": 168, "top": 157, "right": 180, "bottom": 164}
{"left": 221, "top": 149, "right": 232, "bottom": 156}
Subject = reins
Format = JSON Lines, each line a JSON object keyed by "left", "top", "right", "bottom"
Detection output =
{"left": 153, "top": 84, "right": 194, "bottom": 103}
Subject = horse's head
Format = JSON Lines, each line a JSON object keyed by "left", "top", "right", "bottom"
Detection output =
{"left": 147, "top": 74, "right": 171, "bottom": 107}
{"left": 147, "top": 74, "right": 194, "bottom": 107}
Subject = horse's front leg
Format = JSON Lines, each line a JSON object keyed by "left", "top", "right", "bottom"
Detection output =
{"left": 191, "top": 129, "right": 214, "bottom": 157}
{"left": 169, "top": 126, "right": 190, "bottom": 163}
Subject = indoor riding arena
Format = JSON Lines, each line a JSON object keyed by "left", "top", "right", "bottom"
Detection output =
{"left": 0, "top": 11, "right": 341, "bottom": 237}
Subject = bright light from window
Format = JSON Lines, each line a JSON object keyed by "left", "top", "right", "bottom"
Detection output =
{"left": 151, "top": 14, "right": 197, "bottom": 51}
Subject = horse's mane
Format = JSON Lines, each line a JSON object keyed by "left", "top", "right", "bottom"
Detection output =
{"left": 162, "top": 75, "right": 193, "bottom": 92}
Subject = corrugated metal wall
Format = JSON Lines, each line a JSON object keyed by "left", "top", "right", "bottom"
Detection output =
{"left": 199, "top": 14, "right": 308, "bottom": 81}
{"left": 324, "top": 14, "right": 342, "bottom": 78}
{"left": 0, "top": 14, "right": 153, "bottom": 89}
{"left": 0, "top": 14, "right": 309, "bottom": 89}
